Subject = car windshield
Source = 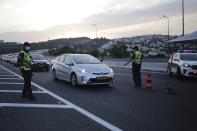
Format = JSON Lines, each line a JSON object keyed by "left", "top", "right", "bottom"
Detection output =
{"left": 72, "top": 55, "right": 101, "bottom": 64}
{"left": 180, "top": 54, "right": 197, "bottom": 61}
{"left": 32, "top": 54, "right": 46, "bottom": 60}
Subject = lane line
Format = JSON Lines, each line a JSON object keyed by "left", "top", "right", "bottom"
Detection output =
{"left": 0, "top": 90, "right": 46, "bottom": 93}
{"left": 0, "top": 82, "right": 24, "bottom": 85}
{"left": 0, "top": 72, "right": 11, "bottom": 75}
{"left": 0, "top": 71, "right": 11, "bottom": 73}
{"left": 0, "top": 75, "right": 18, "bottom": 77}
{"left": 0, "top": 65, "right": 123, "bottom": 131}
{"left": 0, "top": 78, "right": 22, "bottom": 80}
{"left": 0, "top": 103, "right": 72, "bottom": 109}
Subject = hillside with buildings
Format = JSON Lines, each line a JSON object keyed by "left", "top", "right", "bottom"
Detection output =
{"left": 0, "top": 35, "right": 182, "bottom": 58}
{"left": 100, "top": 35, "right": 178, "bottom": 58}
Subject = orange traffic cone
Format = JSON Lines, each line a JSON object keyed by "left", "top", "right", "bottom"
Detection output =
{"left": 145, "top": 72, "right": 153, "bottom": 89}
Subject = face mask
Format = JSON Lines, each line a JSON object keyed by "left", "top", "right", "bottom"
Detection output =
{"left": 26, "top": 46, "right": 31, "bottom": 51}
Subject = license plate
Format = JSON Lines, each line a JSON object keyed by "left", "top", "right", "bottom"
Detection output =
{"left": 97, "top": 76, "right": 108, "bottom": 80}
{"left": 38, "top": 65, "right": 45, "bottom": 67}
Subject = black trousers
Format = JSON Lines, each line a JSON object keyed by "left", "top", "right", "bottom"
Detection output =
{"left": 132, "top": 62, "right": 141, "bottom": 86}
{"left": 22, "top": 70, "right": 33, "bottom": 96}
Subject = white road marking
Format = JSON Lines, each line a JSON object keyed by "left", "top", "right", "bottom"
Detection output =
{"left": 0, "top": 78, "right": 22, "bottom": 80}
{"left": 0, "top": 103, "right": 72, "bottom": 109}
{"left": 0, "top": 65, "right": 123, "bottom": 131}
{"left": 0, "top": 73, "right": 13, "bottom": 75}
{"left": 0, "top": 71, "right": 8, "bottom": 73}
{"left": 0, "top": 82, "right": 24, "bottom": 85}
{"left": 0, "top": 90, "right": 46, "bottom": 93}
{"left": 0, "top": 75, "right": 18, "bottom": 77}
{"left": 0, "top": 70, "right": 11, "bottom": 72}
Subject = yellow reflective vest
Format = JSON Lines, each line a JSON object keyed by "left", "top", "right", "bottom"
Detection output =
{"left": 20, "top": 51, "right": 33, "bottom": 71}
{"left": 134, "top": 50, "right": 142, "bottom": 65}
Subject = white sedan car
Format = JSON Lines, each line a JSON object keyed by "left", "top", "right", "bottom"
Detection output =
{"left": 167, "top": 52, "right": 197, "bottom": 78}
{"left": 52, "top": 54, "right": 114, "bottom": 87}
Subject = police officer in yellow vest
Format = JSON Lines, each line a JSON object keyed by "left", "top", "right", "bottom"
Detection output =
{"left": 124, "top": 46, "right": 142, "bottom": 87}
{"left": 20, "top": 42, "right": 36, "bottom": 101}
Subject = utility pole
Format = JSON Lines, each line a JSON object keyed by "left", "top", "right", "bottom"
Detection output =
{"left": 163, "top": 15, "right": 170, "bottom": 40}
{"left": 182, "top": 0, "right": 185, "bottom": 36}
{"left": 92, "top": 24, "right": 99, "bottom": 57}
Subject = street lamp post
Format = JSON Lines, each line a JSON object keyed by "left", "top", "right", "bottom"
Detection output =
{"left": 91, "top": 24, "right": 99, "bottom": 57}
{"left": 162, "top": 16, "right": 176, "bottom": 95}
{"left": 163, "top": 15, "right": 170, "bottom": 40}
{"left": 182, "top": 0, "right": 185, "bottom": 36}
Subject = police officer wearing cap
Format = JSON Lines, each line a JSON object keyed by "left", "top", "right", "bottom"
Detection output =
{"left": 19, "top": 42, "right": 36, "bottom": 100}
{"left": 124, "top": 46, "right": 142, "bottom": 87}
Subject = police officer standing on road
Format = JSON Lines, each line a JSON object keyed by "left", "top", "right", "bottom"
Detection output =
{"left": 19, "top": 42, "right": 36, "bottom": 101}
{"left": 124, "top": 46, "right": 142, "bottom": 87}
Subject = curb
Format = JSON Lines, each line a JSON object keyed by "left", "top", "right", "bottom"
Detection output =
{"left": 110, "top": 67, "right": 167, "bottom": 73}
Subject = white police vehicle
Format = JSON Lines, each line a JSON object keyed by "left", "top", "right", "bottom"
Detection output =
{"left": 167, "top": 50, "right": 197, "bottom": 78}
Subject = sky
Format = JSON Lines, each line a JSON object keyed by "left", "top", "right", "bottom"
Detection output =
{"left": 0, "top": 0, "right": 197, "bottom": 42}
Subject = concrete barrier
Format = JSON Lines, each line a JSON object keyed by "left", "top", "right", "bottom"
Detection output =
{"left": 103, "top": 61, "right": 167, "bottom": 72}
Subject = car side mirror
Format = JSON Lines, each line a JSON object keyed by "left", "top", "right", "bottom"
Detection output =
{"left": 70, "top": 63, "right": 74, "bottom": 66}
{"left": 65, "top": 63, "right": 74, "bottom": 67}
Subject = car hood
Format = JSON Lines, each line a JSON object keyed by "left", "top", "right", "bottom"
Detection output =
{"left": 76, "top": 64, "right": 111, "bottom": 73}
{"left": 33, "top": 60, "right": 48, "bottom": 63}
{"left": 180, "top": 60, "right": 197, "bottom": 65}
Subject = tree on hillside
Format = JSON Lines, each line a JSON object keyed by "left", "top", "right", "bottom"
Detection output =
{"left": 48, "top": 46, "right": 75, "bottom": 56}
{"left": 109, "top": 45, "right": 129, "bottom": 58}
{"left": 88, "top": 49, "right": 99, "bottom": 57}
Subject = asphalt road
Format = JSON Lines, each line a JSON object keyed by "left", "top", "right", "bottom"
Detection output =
{"left": 0, "top": 60, "right": 197, "bottom": 131}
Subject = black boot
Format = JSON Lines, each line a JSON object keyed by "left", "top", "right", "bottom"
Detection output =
{"left": 22, "top": 91, "right": 28, "bottom": 98}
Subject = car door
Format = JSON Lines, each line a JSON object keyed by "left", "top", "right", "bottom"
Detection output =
{"left": 55, "top": 55, "right": 66, "bottom": 78}
{"left": 62, "top": 56, "right": 72, "bottom": 80}
{"left": 171, "top": 53, "right": 179, "bottom": 73}
{"left": 59, "top": 55, "right": 68, "bottom": 79}
{"left": 53, "top": 56, "right": 60, "bottom": 77}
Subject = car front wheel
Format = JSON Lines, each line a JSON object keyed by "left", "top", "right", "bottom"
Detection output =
{"left": 71, "top": 74, "right": 78, "bottom": 88}
{"left": 52, "top": 70, "right": 58, "bottom": 81}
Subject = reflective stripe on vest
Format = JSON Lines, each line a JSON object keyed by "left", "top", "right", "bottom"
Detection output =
{"left": 20, "top": 51, "right": 32, "bottom": 71}
{"left": 134, "top": 51, "right": 142, "bottom": 64}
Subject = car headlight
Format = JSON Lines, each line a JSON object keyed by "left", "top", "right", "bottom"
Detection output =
{"left": 47, "top": 61, "right": 50, "bottom": 64}
{"left": 81, "top": 69, "right": 86, "bottom": 73}
{"left": 109, "top": 68, "right": 113, "bottom": 73}
{"left": 77, "top": 68, "right": 86, "bottom": 73}
{"left": 183, "top": 63, "right": 191, "bottom": 67}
